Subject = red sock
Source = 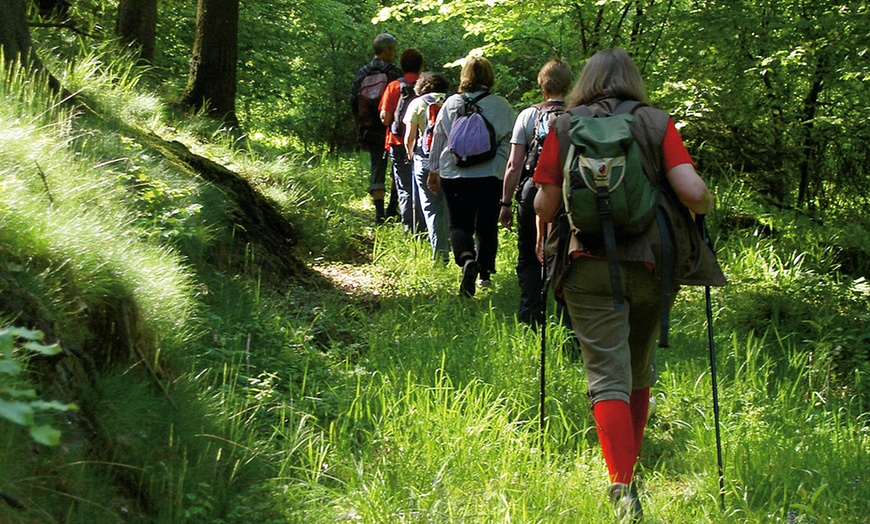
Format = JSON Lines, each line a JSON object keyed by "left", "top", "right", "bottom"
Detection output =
{"left": 593, "top": 399, "right": 635, "bottom": 484}
{"left": 629, "top": 387, "right": 650, "bottom": 459}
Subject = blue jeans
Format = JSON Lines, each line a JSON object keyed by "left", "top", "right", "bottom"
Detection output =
{"left": 413, "top": 154, "right": 450, "bottom": 261}
{"left": 366, "top": 138, "right": 389, "bottom": 195}
{"left": 390, "top": 145, "right": 424, "bottom": 232}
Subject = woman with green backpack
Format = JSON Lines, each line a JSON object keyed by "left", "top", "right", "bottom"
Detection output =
{"left": 533, "top": 48, "right": 717, "bottom": 522}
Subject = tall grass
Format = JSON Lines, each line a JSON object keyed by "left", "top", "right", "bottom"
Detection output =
{"left": 2, "top": 42, "right": 868, "bottom": 523}
{"left": 252, "top": 166, "right": 869, "bottom": 522}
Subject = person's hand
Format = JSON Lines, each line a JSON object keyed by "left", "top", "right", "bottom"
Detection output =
{"left": 427, "top": 171, "right": 441, "bottom": 194}
{"left": 499, "top": 206, "right": 513, "bottom": 230}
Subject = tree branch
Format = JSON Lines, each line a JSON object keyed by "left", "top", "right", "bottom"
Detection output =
{"left": 29, "top": 22, "right": 97, "bottom": 38}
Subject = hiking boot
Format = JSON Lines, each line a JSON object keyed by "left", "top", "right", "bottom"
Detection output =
{"left": 609, "top": 482, "right": 643, "bottom": 523}
{"left": 478, "top": 271, "right": 492, "bottom": 288}
{"left": 460, "top": 258, "right": 478, "bottom": 297}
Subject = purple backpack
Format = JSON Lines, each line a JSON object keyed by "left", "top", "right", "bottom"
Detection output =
{"left": 447, "top": 92, "right": 498, "bottom": 167}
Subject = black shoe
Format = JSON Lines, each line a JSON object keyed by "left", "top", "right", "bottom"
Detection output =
{"left": 459, "top": 258, "right": 478, "bottom": 297}
{"left": 609, "top": 483, "right": 643, "bottom": 523}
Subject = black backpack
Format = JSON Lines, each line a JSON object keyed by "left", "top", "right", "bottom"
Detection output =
{"left": 390, "top": 78, "right": 418, "bottom": 137}
{"left": 523, "top": 100, "right": 567, "bottom": 179}
{"left": 356, "top": 63, "right": 396, "bottom": 129}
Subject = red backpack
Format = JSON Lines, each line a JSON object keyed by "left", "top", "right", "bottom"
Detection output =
{"left": 418, "top": 93, "right": 446, "bottom": 157}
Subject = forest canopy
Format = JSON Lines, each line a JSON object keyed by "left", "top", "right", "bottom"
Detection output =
{"left": 15, "top": 0, "right": 865, "bottom": 211}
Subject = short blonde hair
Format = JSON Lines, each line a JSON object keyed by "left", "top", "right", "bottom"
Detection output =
{"left": 568, "top": 48, "right": 647, "bottom": 107}
{"left": 537, "top": 59, "right": 572, "bottom": 98}
{"left": 459, "top": 56, "right": 495, "bottom": 93}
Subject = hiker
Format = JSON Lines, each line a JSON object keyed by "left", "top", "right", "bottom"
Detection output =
{"left": 533, "top": 48, "right": 715, "bottom": 522}
{"left": 380, "top": 48, "right": 426, "bottom": 233}
{"left": 351, "top": 33, "right": 404, "bottom": 224}
{"left": 428, "top": 56, "right": 515, "bottom": 297}
{"left": 403, "top": 71, "right": 451, "bottom": 262}
{"left": 500, "top": 59, "right": 572, "bottom": 327}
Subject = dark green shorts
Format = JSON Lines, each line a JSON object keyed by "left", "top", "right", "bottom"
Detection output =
{"left": 561, "top": 257, "right": 668, "bottom": 404}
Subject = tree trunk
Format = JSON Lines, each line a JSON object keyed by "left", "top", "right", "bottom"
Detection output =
{"left": 0, "top": 0, "right": 36, "bottom": 64}
{"left": 797, "top": 50, "right": 829, "bottom": 209}
{"left": 116, "top": 0, "right": 158, "bottom": 62}
{"left": 180, "top": 0, "right": 239, "bottom": 127}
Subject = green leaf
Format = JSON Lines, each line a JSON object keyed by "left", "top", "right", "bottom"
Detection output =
{"left": 31, "top": 400, "right": 78, "bottom": 412}
{"left": 0, "top": 360, "right": 23, "bottom": 375}
{"left": 0, "top": 388, "right": 37, "bottom": 398}
{"left": 7, "top": 327, "right": 43, "bottom": 341}
{"left": 0, "top": 399, "right": 35, "bottom": 426}
{"left": 23, "top": 341, "right": 62, "bottom": 356}
{"left": 29, "top": 425, "right": 61, "bottom": 446}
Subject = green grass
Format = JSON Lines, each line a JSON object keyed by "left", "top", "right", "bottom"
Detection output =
{"left": 1, "top": 44, "right": 869, "bottom": 523}
{"left": 255, "top": 220, "right": 868, "bottom": 523}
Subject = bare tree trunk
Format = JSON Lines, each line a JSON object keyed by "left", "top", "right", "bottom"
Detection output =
{"left": 116, "top": 0, "right": 157, "bottom": 62}
{"left": 179, "top": 0, "right": 239, "bottom": 127}
{"left": 0, "top": 0, "right": 37, "bottom": 64}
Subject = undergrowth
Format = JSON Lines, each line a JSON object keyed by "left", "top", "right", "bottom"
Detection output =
{"left": 1, "top": 42, "right": 868, "bottom": 524}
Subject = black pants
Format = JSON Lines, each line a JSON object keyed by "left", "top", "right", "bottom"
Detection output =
{"left": 516, "top": 177, "right": 574, "bottom": 332}
{"left": 440, "top": 176, "right": 501, "bottom": 277}
{"left": 516, "top": 177, "right": 543, "bottom": 324}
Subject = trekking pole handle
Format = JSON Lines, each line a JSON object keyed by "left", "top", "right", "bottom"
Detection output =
{"left": 696, "top": 214, "right": 714, "bottom": 251}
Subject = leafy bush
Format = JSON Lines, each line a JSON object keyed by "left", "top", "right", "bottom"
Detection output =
{"left": 0, "top": 327, "right": 77, "bottom": 446}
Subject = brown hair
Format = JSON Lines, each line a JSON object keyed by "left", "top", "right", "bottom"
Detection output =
{"left": 415, "top": 72, "right": 449, "bottom": 95}
{"left": 400, "top": 48, "right": 423, "bottom": 74}
{"left": 537, "top": 59, "right": 572, "bottom": 98}
{"left": 458, "top": 56, "right": 495, "bottom": 93}
{"left": 568, "top": 48, "right": 647, "bottom": 107}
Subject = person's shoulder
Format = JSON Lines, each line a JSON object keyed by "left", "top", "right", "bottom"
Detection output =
{"left": 518, "top": 105, "right": 539, "bottom": 119}
{"left": 632, "top": 103, "right": 670, "bottom": 129}
{"left": 494, "top": 94, "right": 515, "bottom": 113}
{"left": 406, "top": 95, "right": 427, "bottom": 110}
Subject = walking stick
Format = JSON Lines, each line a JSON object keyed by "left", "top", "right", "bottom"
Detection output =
{"left": 539, "top": 258, "right": 547, "bottom": 441}
{"left": 699, "top": 215, "right": 725, "bottom": 511}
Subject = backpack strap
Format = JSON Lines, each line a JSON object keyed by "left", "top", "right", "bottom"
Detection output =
{"left": 462, "top": 91, "right": 491, "bottom": 112}
{"left": 571, "top": 104, "right": 626, "bottom": 310}
{"left": 617, "top": 98, "right": 675, "bottom": 346}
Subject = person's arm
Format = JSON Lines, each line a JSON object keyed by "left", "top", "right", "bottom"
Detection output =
{"left": 534, "top": 182, "right": 562, "bottom": 224}
{"left": 661, "top": 118, "right": 713, "bottom": 215}
{"left": 531, "top": 127, "right": 563, "bottom": 223}
{"left": 499, "top": 144, "right": 526, "bottom": 229}
{"left": 428, "top": 97, "right": 451, "bottom": 176}
{"left": 665, "top": 163, "right": 714, "bottom": 215}
{"left": 535, "top": 215, "right": 546, "bottom": 264}
{"left": 404, "top": 119, "right": 419, "bottom": 159}
{"left": 379, "top": 81, "right": 397, "bottom": 127}
{"left": 380, "top": 109, "right": 394, "bottom": 127}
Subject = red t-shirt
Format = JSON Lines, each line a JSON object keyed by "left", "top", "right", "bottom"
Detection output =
{"left": 379, "top": 73, "right": 420, "bottom": 149}
{"left": 532, "top": 117, "right": 694, "bottom": 186}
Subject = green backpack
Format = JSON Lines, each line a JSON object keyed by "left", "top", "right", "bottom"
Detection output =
{"left": 562, "top": 100, "right": 657, "bottom": 240}
{"left": 561, "top": 100, "right": 658, "bottom": 311}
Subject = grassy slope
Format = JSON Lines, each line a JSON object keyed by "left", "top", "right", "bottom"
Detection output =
{"left": 1, "top": 48, "right": 869, "bottom": 524}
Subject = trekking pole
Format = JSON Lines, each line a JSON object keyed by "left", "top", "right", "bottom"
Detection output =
{"left": 539, "top": 256, "right": 547, "bottom": 442}
{"left": 699, "top": 215, "right": 725, "bottom": 511}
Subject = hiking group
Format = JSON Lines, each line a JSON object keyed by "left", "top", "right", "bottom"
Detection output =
{"left": 352, "top": 37, "right": 726, "bottom": 522}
